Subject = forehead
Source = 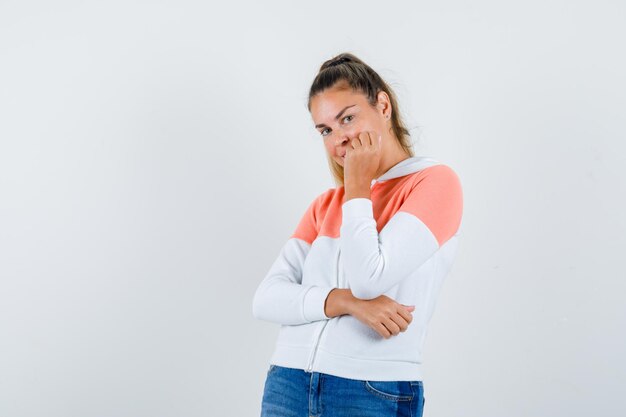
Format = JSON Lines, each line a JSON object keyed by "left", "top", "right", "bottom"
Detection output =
{"left": 310, "top": 87, "right": 367, "bottom": 119}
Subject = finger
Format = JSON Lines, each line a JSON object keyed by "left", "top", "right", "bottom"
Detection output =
{"left": 371, "top": 131, "right": 378, "bottom": 147}
{"left": 374, "top": 322, "right": 392, "bottom": 339}
{"left": 359, "top": 131, "right": 370, "bottom": 147}
{"left": 389, "top": 314, "right": 409, "bottom": 332}
{"left": 367, "top": 131, "right": 380, "bottom": 150}
{"left": 367, "top": 130, "right": 378, "bottom": 148}
{"left": 391, "top": 314, "right": 409, "bottom": 334}
{"left": 382, "top": 316, "right": 401, "bottom": 336}
{"left": 396, "top": 308, "right": 413, "bottom": 327}
{"left": 358, "top": 132, "right": 370, "bottom": 148}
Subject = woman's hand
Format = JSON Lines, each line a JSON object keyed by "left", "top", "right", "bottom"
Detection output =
{"left": 348, "top": 294, "right": 415, "bottom": 339}
{"left": 343, "top": 130, "right": 383, "bottom": 191}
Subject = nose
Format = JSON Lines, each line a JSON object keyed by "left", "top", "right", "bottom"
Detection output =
{"left": 335, "top": 134, "right": 350, "bottom": 147}
{"left": 334, "top": 136, "right": 349, "bottom": 156}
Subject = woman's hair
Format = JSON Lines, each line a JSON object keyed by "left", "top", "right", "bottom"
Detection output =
{"left": 307, "top": 52, "right": 415, "bottom": 186}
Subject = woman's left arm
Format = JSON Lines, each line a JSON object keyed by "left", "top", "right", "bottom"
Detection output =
{"left": 340, "top": 164, "right": 464, "bottom": 300}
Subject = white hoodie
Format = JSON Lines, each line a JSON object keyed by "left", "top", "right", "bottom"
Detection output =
{"left": 252, "top": 156, "right": 464, "bottom": 381}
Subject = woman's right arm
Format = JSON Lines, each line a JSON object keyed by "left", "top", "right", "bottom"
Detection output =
{"left": 252, "top": 237, "right": 337, "bottom": 325}
{"left": 252, "top": 191, "right": 342, "bottom": 325}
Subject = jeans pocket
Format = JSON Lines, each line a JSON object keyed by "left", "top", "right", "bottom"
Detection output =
{"left": 364, "top": 380, "right": 414, "bottom": 402}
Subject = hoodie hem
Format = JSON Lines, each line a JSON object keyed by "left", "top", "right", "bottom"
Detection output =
{"left": 269, "top": 343, "right": 423, "bottom": 382}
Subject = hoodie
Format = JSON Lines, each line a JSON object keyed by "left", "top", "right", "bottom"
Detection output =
{"left": 252, "top": 155, "right": 464, "bottom": 381}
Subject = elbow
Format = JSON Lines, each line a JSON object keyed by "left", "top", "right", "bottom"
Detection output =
{"left": 347, "top": 267, "right": 384, "bottom": 300}
{"left": 251, "top": 288, "right": 265, "bottom": 320}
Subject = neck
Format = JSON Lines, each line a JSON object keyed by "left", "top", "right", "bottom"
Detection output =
{"left": 374, "top": 146, "right": 411, "bottom": 180}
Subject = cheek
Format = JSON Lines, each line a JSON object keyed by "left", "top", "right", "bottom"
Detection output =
{"left": 346, "top": 124, "right": 363, "bottom": 136}
{"left": 349, "top": 123, "right": 373, "bottom": 139}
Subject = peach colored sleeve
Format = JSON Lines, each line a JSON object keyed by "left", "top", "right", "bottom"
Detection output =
{"left": 290, "top": 195, "right": 320, "bottom": 245}
{"left": 398, "top": 164, "right": 463, "bottom": 246}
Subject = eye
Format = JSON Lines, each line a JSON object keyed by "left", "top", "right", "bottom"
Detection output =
{"left": 319, "top": 115, "right": 354, "bottom": 137}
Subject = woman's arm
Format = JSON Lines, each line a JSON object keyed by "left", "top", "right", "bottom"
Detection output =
{"left": 252, "top": 237, "right": 337, "bottom": 325}
{"left": 341, "top": 164, "right": 463, "bottom": 300}
{"left": 323, "top": 288, "right": 355, "bottom": 318}
{"left": 252, "top": 191, "right": 339, "bottom": 325}
{"left": 326, "top": 288, "right": 418, "bottom": 339}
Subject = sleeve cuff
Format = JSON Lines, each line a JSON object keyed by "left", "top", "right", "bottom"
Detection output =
{"left": 341, "top": 197, "right": 373, "bottom": 221}
{"left": 303, "top": 285, "right": 336, "bottom": 321}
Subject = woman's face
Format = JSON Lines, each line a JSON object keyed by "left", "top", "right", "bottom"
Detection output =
{"left": 309, "top": 85, "right": 391, "bottom": 167}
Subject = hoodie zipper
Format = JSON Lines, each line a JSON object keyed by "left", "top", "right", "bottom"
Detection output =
{"left": 306, "top": 246, "right": 341, "bottom": 373}
{"left": 306, "top": 319, "right": 327, "bottom": 373}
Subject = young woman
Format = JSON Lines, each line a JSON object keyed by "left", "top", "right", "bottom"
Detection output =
{"left": 252, "top": 52, "right": 464, "bottom": 417}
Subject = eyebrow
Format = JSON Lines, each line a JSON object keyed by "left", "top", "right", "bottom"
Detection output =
{"left": 315, "top": 104, "right": 357, "bottom": 129}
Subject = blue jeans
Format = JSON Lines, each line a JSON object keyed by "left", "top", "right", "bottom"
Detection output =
{"left": 260, "top": 365, "right": 425, "bottom": 417}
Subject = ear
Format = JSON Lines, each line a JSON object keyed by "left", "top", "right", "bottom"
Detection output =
{"left": 376, "top": 91, "right": 391, "bottom": 118}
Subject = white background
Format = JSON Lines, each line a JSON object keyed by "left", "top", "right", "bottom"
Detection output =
{"left": 1, "top": 1, "right": 624, "bottom": 416}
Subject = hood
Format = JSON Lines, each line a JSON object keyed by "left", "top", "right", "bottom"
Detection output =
{"left": 372, "top": 155, "right": 442, "bottom": 185}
